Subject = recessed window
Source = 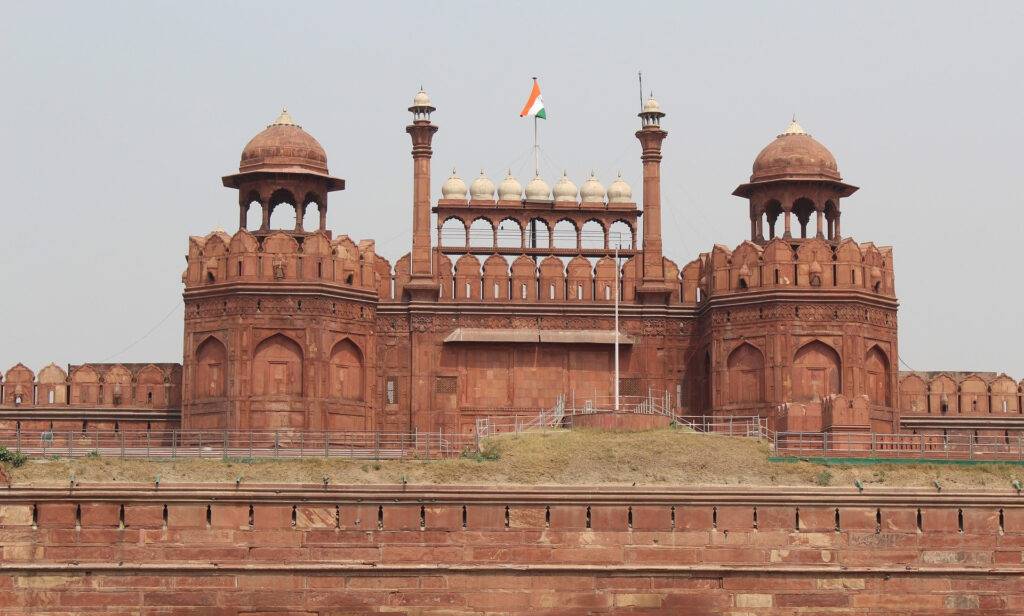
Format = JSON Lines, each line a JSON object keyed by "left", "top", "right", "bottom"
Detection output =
{"left": 385, "top": 377, "right": 397, "bottom": 405}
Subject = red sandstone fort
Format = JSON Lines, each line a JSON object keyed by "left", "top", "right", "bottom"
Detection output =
{"left": 5, "top": 91, "right": 1024, "bottom": 615}
{"left": 2, "top": 90, "right": 1018, "bottom": 439}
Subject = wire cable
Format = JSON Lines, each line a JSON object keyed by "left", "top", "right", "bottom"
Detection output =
{"left": 99, "top": 302, "right": 182, "bottom": 363}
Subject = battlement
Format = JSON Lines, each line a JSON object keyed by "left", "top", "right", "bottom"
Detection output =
{"left": 691, "top": 237, "right": 895, "bottom": 302}
{"left": 183, "top": 229, "right": 388, "bottom": 298}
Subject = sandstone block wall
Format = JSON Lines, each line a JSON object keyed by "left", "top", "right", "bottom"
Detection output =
{"left": 0, "top": 485, "right": 1022, "bottom": 614}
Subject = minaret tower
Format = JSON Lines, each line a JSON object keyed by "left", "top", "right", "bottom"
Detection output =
{"left": 635, "top": 95, "right": 671, "bottom": 304}
{"left": 404, "top": 88, "right": 440, "bottom": 300}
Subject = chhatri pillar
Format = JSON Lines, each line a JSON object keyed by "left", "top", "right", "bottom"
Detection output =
{"left": 635, "top": 95, "right": 672, "bottom": 304}
{"left": 404, "top": 88, "right": 441, "bottom": 301}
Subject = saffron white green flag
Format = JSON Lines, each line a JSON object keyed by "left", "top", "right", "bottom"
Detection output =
{"left": 519, "top": 78, "right": 546, "bottom": 119}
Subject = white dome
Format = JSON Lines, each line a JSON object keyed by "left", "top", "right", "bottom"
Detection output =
{"left": 469, "top": 170, "right": 495, "bottom": 201}
{"left": 441, "top": 168, "right": 467, "bottom": 200}
{"left": 579, "top": 171, "right": 605, "bottom": 202}
{"left": 607, "top": 173, "right": 632, "bottom": 203}
{"left": 497, "top": 170, "right": 522, "bottom": 201}
{"left": 642, "top": 96, "right": 661, "bottom": 114}
{"left": 553, "top": 171, "right": 578, "bottom": 203}
{"left": 524, "top": 175, "right": 551, "bottom": 201}
{"left": 412, "top": 88, "right": 432, "bottom": 107}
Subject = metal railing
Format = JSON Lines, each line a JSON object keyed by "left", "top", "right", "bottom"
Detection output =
{"left": 671, "top": 415, "right": 772, "bottom": 439}
{"left": 775, "top": 431, "right": 1024, "bottom": 461}
{"left": 476, "top": 396, "right": 566, "bottom": 437}
{"left": 0, "top": 430, "right": 477, "bottom": 461}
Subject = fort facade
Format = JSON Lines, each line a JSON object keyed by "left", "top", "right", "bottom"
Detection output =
{"left": 1, "top": 93, "right": 1020, "bottom": 438}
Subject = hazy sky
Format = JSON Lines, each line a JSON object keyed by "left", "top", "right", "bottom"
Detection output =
{"left": 1, "top": 1, "right": 1022, "bottom": 378}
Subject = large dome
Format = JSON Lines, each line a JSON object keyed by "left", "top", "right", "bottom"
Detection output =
{"left": 238, "top": 109, "right": 329, "bottom": 175}
{"left": 749, "top": 120, "right": 840, "bottom": 182}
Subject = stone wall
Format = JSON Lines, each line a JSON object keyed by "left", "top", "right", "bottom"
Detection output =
{"left": 0, "top": 485, "right": 1022, "bottom": 614}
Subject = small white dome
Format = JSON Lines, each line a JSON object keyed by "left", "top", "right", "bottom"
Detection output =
{"left": 469, "top": 170, "right": 495, "bottom": 201}
{"left": 441, "top": 168, "right": 467, "bottom": 200}
{"left": 412, "top": 88, "right": 432, "bottom": 108}
{"left": 607, "top": 172, "right": 632, "bottom": 203}
{"left": 642, "top": 96, "right": 661, "bottom": 114}
{"left": 524, "top": 175, "right": 551, "bottom": 201}
{"left": 497, "top": 170, "right": 522, "bottom": 201}
{"left": 553, "top": 171, "right": 578, "bottom": 203}
{"left": 579, "top": 171, "right": 605, "bottom": 202}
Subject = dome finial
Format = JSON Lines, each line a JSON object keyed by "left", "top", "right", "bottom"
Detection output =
{"left": 782, "top": 117, "right": 806, "bottom": 136}
{"left": 270, "top": 107, "right": 298, "bottom": 127}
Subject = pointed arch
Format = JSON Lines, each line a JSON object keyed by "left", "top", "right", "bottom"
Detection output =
{"left": 329, "top": 338, "right": 364, "bottom": 401}
{"left": 552, "top": 219, "right": 578, "bottom": 249}
{"left": 136, "top": 364, "right": 166, "bottom": 407}
{"left": 864, "top": 345, "right": 891, "bottom": 406}
{"left": 792, "top": 340, "right": 841, "bottom": 402}
{"left": 194, "top": 335, "right": 227, "bottom": 400}
{"left": 37, "top": 363, "right": 68, "bottom": 406}
{"left": 268, "top": 188, "right": 298, "bottom": 229}
{"left": 496, "top": 217, "right": 523, "bottom": 249}
{"left": 898, "top": 373, "right": 927, "bottom": 413}
{"left": 70, "top": 365, "right": 100, "bottom": 405}
{"left": 725, "top": 342, "right": 765, "bottom": 404}
{"left": 3, "top": 363, "right": 35, "bottom": 405}
{"left": 252, "top": 333, "right": 303, "bottom": 397}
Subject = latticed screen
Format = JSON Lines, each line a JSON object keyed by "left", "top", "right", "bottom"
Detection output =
{"left": 620, "top": 378, "right": 640, "bottom": 397}
{"left": 435, "top": 376, "right": 457, "bottom": 394}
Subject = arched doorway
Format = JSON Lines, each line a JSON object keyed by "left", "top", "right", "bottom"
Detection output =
{"left": 329, "top": 339, "right": 364, "bottom": 401}
{"left": 792, "top": 341, "right": 841, "bottom": 402}
{"left": 726, "top": 343, "right": 765, "bottom": 404}
{"left": 864, "top": 346, "right": 891, "bottom": 406}
{"left": 252, "top": 334, "right": 303, "bottom": 396}
{"left": 194, "top": 337, "right": 227, "bottom": 399}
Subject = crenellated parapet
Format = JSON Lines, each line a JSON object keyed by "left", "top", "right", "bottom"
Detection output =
{"left": 422, "top": 250, "right": 684, "bottom": 305}
{"left": 693, "top": 237, "right": 896, "bottom": 301}
{"left": 898, "top": 371, "right": 1023, "bottom": 416}
{"left": 1, "top": 362, "right": 181, "bottom": 410}
{"left": 183, "top": 229, "right": 387, "bottom": 296}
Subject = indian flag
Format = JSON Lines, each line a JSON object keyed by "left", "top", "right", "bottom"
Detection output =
{"left": 519, "top": 78, "right": 546, "bottom": 119}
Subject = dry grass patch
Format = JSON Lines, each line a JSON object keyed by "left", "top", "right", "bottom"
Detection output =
{"left": 6, "top": 428, "right": 1023, "bottom": 489}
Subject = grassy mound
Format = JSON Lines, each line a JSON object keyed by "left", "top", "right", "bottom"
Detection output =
{"left": 5, "top": 428, "right": 1023, "bottom": 488}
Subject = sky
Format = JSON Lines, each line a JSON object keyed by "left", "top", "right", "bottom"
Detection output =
{"left": 1, "top": 1, "right": 1022, "bottom": 378}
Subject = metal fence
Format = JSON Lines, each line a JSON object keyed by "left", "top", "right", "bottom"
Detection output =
{"left": 672, "top": 415, "right": 772, "bottom": 439}
{"left": 0, "top": 430, "right": 477, "bottom": 461}
{"left": 775, "top": 431, "right": 1024, "bottom": 461}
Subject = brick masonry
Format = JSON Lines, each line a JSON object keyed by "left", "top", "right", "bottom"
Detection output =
{"left": 1, "top": 485, "right": 1023, "bottom": 614}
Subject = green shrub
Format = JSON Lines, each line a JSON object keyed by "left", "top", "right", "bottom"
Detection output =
{"left": 815, "top": 470, "right": 833, "bottom": 486}
{"left": 461, "top": 441, "right": 501, "bottom": 462}
{"left": 0, "top": 446, "right": 28, "bottom": 468}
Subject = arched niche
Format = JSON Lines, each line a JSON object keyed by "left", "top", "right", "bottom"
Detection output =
{"left": 252, "top": 333, "right": 303, "bottom": 397}
{"left": 725, "top": 343, "right": 765, "bottom": 405}
{"left": 864, "top": 346, "right": 891, "bottom": 406}
{"left": 194, "top": 336, "right": 227, "bottom": 400}
{"left": 792, "top": 340, "right": 841, "bottom": 402}
{"left": 136, "top": 364, "right": 166, "bottom": 407}
{"left": 328, "top": 339, "right": 364, "bottom": 401}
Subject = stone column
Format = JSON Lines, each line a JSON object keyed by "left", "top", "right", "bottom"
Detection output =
{"left": 405, "top": 101, "right": 440, "bottom": 300}
{"left": 636, "top": 124, "right": 668, "bottom": 291}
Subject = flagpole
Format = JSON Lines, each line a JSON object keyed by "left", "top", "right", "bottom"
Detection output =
{"left": 614, "top": 240, "right": 620, "bottom": 411}
{"left": 533, "top": 115, "right": 539, "bottom": 177}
